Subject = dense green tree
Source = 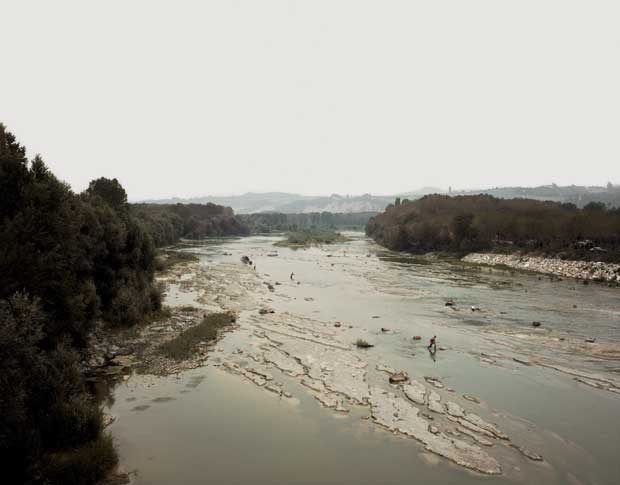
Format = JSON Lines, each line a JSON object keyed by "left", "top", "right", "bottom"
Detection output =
{"left": 0, "top": 124, "right": 160, "bottom": 483}
{"left": 86, "top": 177, "right": 128, "bottom": 212}
{"left": 367, "top": 194, "right": 620, "bottom": 261}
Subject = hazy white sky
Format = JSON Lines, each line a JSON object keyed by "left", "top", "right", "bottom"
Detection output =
{"left": 1, "top": 1, "right": 619, "bottom": 200}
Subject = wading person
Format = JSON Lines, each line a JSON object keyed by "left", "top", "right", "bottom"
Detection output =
{"left": 290, "top": 272, "right": 294, "bottom": 280}
{"left": 428, "top": 335, "right": 437, "bottom": 352}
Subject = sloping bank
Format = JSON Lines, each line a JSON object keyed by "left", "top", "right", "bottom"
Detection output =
{"left": 462, "top": 253, "right": 620, "bottom": 283}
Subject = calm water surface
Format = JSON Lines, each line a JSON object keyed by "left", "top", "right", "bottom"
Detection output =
{"left": 107, "top": 234, "right": 620, "bottom": 485}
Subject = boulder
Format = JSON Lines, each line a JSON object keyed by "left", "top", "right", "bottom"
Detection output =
{"left": 389, "top": 372, "right": 410, "bottom": 384}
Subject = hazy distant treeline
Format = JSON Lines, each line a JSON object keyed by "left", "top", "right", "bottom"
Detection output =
{"left": 132, "top": 203, "right": 250, "bottom": 247}
{"left": 240, "top": 211, "right": 378, "bottom": 233}
{"left": 367, "top": 194, "right": 620, "bottom": 262}
{"left": 454, "top": 183, "right": 620, "bottom": 208}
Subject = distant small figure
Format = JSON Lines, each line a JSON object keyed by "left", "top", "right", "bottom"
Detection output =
{"left": 428, "top": 335, "right": 437, "bottom": 352}
{"left": 290, "top": 272, "right": 294, "bottom": 280}
{"left": 253, "top": 264, "right": 256, "bottom": 270}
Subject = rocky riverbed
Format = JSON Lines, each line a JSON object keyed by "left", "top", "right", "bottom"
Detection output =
{"left": 462, "top": 252, "right": 620, "bottom": 283}
{"left": 103, "top": 234, "right": 620, "bottom": 485}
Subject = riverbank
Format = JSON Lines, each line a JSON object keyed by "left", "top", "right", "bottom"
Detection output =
{"left": 462, "top": 253, "right": 620, "bottom": 283}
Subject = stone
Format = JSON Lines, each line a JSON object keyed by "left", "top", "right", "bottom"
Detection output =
{"left": 446, "top": 401, "right": 466, "bottom": 418}
{"left": 369, "top": 388, "right": 500, "bottom": 474}
{"left": 376, "top": 363, "right": 396, "bottom": 374}
{"left": 463, "top": 394, "right": 480, "bottom": 404}
{"left": 457, "top": 427, "right": 494, "bottom": 447}
{"left": 461, "top": 413, "right": 508, "bottom": 440}
{"left": 427, "top": 390, "right": 445, "bottom": 414}
{"left": 403, "top": 380, "right": 427, "bottom": 405}
{"left": 389, "top": 372, "right": 409, "bottom": 384}
{"left": 511, "top": 444, "right": 543, "bottom": 461}
{"left": 424, "top": 376, "right": 444, "bottom": 389}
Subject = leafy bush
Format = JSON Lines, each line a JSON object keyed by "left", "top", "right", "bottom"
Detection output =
{"left": 40, "top": 434, "right": 118, "bottom": 485}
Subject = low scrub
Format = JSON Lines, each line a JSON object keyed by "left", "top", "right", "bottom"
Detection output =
{"left": 40, "top": 434, "right": 118, "bottom": 485}
{"left": 158, "top": 312, "right": 235, "bottom": 360}
{"left": 155, "top": 251, "right": 199, "bottom": 271}
{"left": 274, "top": 228, "right": 350, "bottom": 248}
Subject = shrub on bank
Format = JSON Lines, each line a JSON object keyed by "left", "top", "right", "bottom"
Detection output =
{"left": 40, "top": 434, "right": 118, "bottom": 485}
{"left": 159, "top": 312, "right": 235, "bottom": 360}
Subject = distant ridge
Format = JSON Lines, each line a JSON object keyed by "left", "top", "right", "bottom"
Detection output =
{"left": 139, "top": 183, "right": 619, "bottom": 214}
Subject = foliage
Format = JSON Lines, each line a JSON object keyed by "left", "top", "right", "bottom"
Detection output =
{"left": 155, "top": 250, "right": 199, "bottom": 271}
{"left": 0, "top": 124, "right": 162, "bottom": 483}
{"left": 39, "top": 434, "right": 118, "bottom": 485}
{"left": 240, "top": 211, "right": 377, "bottom": 233}
{"left": 158, "top": 312, "right": 235, "bottom": 360}
{"left": 85, "top": 178, "right": 128, "bottom": 212}
{"left": 274, "top": 227, "right": 350, "bottom": 248}
{"left": 367, "top": 194, "right": 620, "bottom": 261}
{"left": 132, "top": 203, "right": 250, "bottom": 247}
{"left": 0, "top": 294, "right": 107, "bottom": 483}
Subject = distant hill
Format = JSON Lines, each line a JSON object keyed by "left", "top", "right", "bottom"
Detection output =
{"left": 140, "top": 188, "right": 444, "bottom": 214}
{"left": 452, "top": 184, "right": 620, "bottom": 208}
{"left": 140, "top": 192, "right": 398, "bottom": 214}
{"left": 139, "top": 184, "right": 620, "bottom": 214}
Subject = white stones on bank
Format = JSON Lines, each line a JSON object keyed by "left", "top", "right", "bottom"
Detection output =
{"left": 427, "top": 390, "right": 445, "bottom": 414}
{"left": 462, "top": 253, "right": 620, "bottom": 283}
{"left": 403, "top": 380, "right": 427, "bottom": 405}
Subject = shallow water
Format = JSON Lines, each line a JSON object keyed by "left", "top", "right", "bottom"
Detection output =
{"left": 107, "top": 233, "right": 620, "bottom": 485}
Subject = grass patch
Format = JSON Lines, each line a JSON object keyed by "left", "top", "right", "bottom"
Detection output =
{"left": 158, "top": 312, "right": 236, "bottom": 360}
{"left": 155, "top": 250, "right": 199, "bottom": 271}
{"left": 179, "top": 305, "right": 200, "bottom": 313}
{"left": 41, "top": 434, "right": 118, "bottom": 485}
{"left": 274, "top": 228, "right": 350, "bottom": 248}
{"left": 355, "top": 338, "right": 374, "bottom": 348}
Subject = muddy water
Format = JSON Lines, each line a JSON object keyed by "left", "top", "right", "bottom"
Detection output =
{"left": 107, "top": 234, "right": 620, "bottom": 485}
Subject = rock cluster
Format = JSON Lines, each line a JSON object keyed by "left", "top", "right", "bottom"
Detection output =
{"left": 463, "top": 253, "right": 620, "bottom": 283}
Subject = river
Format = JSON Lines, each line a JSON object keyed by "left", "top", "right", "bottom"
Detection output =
{"left": 105, "top": 233, "right": 620, "bottom": 485}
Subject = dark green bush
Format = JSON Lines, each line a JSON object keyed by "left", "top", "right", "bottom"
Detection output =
{"left": 41, "top": 434, "right": 118, "bottom": 485}
{"left": 159, "top": 312, "right": 235, "bottom": 360}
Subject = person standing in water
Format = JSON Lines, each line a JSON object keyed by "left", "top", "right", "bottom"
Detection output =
{"left": 428, "top": 335, "right": 437, "bottom": 352}
{"left": 290, "top": 272, "right": 294, "bottom": 280}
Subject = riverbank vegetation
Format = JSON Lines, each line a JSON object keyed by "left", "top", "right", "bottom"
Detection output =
{"left": 274, "top": 227, "right": 350, "bottom": 248}
{"left": 240, "top": 211, "right": 377, "bottom": 233}
{"left": 155, "top": 250, "right": 199, "bottom": 271}
{"left": 367, "top": 194, "right": 620, "bottom": 262}
{"left": 132, "top": 203, "right": 250, "bottom": 247}
{"left": 158, "top": 312, "right": 235, "bottom": 360}
{"left": 0, "top": 124, "right": 165, "bottom": 483}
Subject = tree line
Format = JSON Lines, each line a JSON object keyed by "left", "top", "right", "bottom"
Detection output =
{"left": 240, "top": 211, "right": 377, "bottom": 233}
{"left": 367, "top": 194, "right": 620, "bottom": 262}
{"left": 132, "top": 202, "right": 250, "bottom": 247}
{"left": 0, "top": 124, "right": 170, "bottom": 483}
{"left": 0, "top": 124, "right": 250, "bottom": 483}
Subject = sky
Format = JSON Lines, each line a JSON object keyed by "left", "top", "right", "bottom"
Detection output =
{"left": 1, "top": 1, "right": 619, "bottom": 201}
